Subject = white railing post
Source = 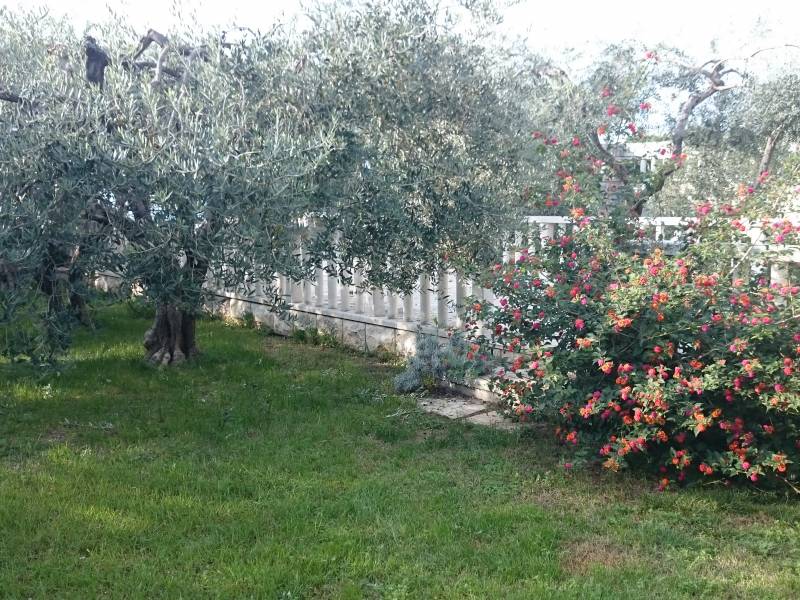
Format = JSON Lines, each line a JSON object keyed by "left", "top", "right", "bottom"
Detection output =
{"left": 314, "top": 265, "right": 324, "bottom": 306}
{"left": 386, "top": 292, "right": 397, "bottom": 320}
{"left": 291, "top": 276, "right": 304, "bottom": 304}
{"left": 513, "top": 231, "right": 523, "bottom": 263}
{"left": 771, "top": 261, "right": 790, "bottom": 288}
{"left": 403, "top": 293, "right": 414, "bottom": 322}
{"left": 455, "top": 272, "right": 466, "bottom": 327}
{"left": 436, "top": 266, "right": 449, "bottom": 327}
{"left": 339, "top": 270, "right": 350, "bottom": 312}
{"left": 372, "top": 287, "right": 385, "bottom": 318}
{"left": 326, "top": 262, "right": 337, "bottom": 310}
{"left": 419, "top": 273, "right": 432, "bottom": 324}
{"left": 354, "top": 269, "right": 365, "bottom": 314}
{"left": 281, "top": 274, "right": 292, "bottom": 306}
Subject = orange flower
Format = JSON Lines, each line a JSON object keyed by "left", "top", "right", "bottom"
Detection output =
{"left": 570, "top": 207, "right": 585, "bottom": 219}
{"left": 598, "top": 359, "right": 615, "bottom": 374}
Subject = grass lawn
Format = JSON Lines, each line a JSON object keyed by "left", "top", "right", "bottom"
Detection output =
{"left": 1, "top": 307, "right": 799, "bottom": 599}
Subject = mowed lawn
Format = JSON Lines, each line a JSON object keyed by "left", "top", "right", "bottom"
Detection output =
{"left": 1, "top": 308, "right": 799, "bottom": 599}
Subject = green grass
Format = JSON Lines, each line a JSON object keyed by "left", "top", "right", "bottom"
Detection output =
{"left": 1, "top": 307, "right": 799, "bottom": 599}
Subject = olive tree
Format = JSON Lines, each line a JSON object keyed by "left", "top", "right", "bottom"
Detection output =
{"left": 1, "top": 1, "right": 539, "bottom": 364}
{"left": 0, "top": 12, "right": 119, "bottom": 360}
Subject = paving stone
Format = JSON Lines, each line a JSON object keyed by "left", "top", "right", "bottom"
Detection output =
{"left": 418, "top": 396, "right": 520, "bottom": 431}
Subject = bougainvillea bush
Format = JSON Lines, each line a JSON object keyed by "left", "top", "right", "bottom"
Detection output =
{"left": 464, "top": 136, "right": 800, "bottom": 492}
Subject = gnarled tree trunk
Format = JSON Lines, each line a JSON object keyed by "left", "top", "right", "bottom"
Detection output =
{"left": 143, "top": 304, "right": 198, "bottom": 365}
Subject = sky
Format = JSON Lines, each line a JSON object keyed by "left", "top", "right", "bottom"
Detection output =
{"left": 1, "top": 0, "right": 797, "bottom": 65}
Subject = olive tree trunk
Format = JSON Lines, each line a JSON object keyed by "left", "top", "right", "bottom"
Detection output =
{"left": 143, "top": 304, "right": 198, "bottom": 365}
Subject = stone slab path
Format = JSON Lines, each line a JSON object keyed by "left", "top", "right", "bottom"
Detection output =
{"left": 417, "top": 396, "right": 520, "bottom": 431}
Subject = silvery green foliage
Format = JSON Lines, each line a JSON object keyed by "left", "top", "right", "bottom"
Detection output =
{"left": 297, "top": 0, "right": 540, "bottom": 288}
{"left": 0, "top": 1, "right": 540, "bottom": 361}
{"left": 393, "top": 331, "right": 491, "bottom": 392}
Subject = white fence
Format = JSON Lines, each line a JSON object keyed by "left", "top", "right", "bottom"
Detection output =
{"left": 215, "top": 215, "right": 756, "bottom": 354}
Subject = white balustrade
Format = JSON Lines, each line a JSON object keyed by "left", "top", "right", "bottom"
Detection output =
{"left": 218, "top": 215, "right": 800, "bottom": 344}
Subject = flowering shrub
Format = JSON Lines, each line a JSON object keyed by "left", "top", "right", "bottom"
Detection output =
{"left": 464, "top": 135, "right": 800, "bottom": 492}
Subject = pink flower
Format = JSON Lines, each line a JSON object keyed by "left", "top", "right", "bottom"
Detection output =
{"left": 575, "top": 318, "right": 585, "bottom": 330}
{"left": 639, "top": 101, "right": 651, "bottom": 111}
{"left": 606, "top": 104, "right": 621, "bottom": 117}
{"left": 695, "top": 202, "right": 712, "bottom": 216}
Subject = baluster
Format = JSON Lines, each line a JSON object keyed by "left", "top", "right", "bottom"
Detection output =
{"left": 771, "top": 261, "right": 790, "bottom": 288}
{"left": 513, "top": 231, "right": 523, "bottom": 262}
{"left": 326, "top": 261, "right": 337, "bottom": 310}
{"left": 372, "top": 287, "right": 385, "bottom": 318}
{"left": 354, "top": 269, "right": 365, "bottom": 314}
{"left": 309, "top": 266, "right": 325, "bottom": 306}
{"left": 280, "top": 274, "right": 292, "bottom": 306}
{"left": 291, "top": 277, "right": 304, "bottom": 304}
{"left": 303, "top": 272, "right": 313, "bottom": 306}
{"left": 386, "top": 292, "right": 397, "bottom": 320}
{"left": 454, "top": 272, "right": 466, "bottom": 327}
{"left": 339, "top": 270, "right": 350, "bottom": 312}
{"left": 403, "top": 293, "right": 414, "bottom": 322}
{"left": 419, "top": 273, "right": 432, "bottom": 324}
{"left": 436, "top": 266, "right": 449, "bottom": 327}
{"left": 655, "top": 221, "right": 665, "bottom": 242}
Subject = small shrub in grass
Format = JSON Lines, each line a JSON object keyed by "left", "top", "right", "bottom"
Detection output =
{"left": 394, "top": 330, "right": 494, "bottom": 393}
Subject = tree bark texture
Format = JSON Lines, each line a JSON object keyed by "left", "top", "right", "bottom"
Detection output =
{"left": 143, "top": 304, "right": 198, "bottom": 365}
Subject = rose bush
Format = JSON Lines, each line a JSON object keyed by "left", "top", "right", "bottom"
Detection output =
{"left": 464, "top": 132, "right": 800, "bottom": 492}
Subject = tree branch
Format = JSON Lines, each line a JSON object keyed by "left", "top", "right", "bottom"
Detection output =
{"left": 84, "top": 36, "right": 110, "bottom": 88}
